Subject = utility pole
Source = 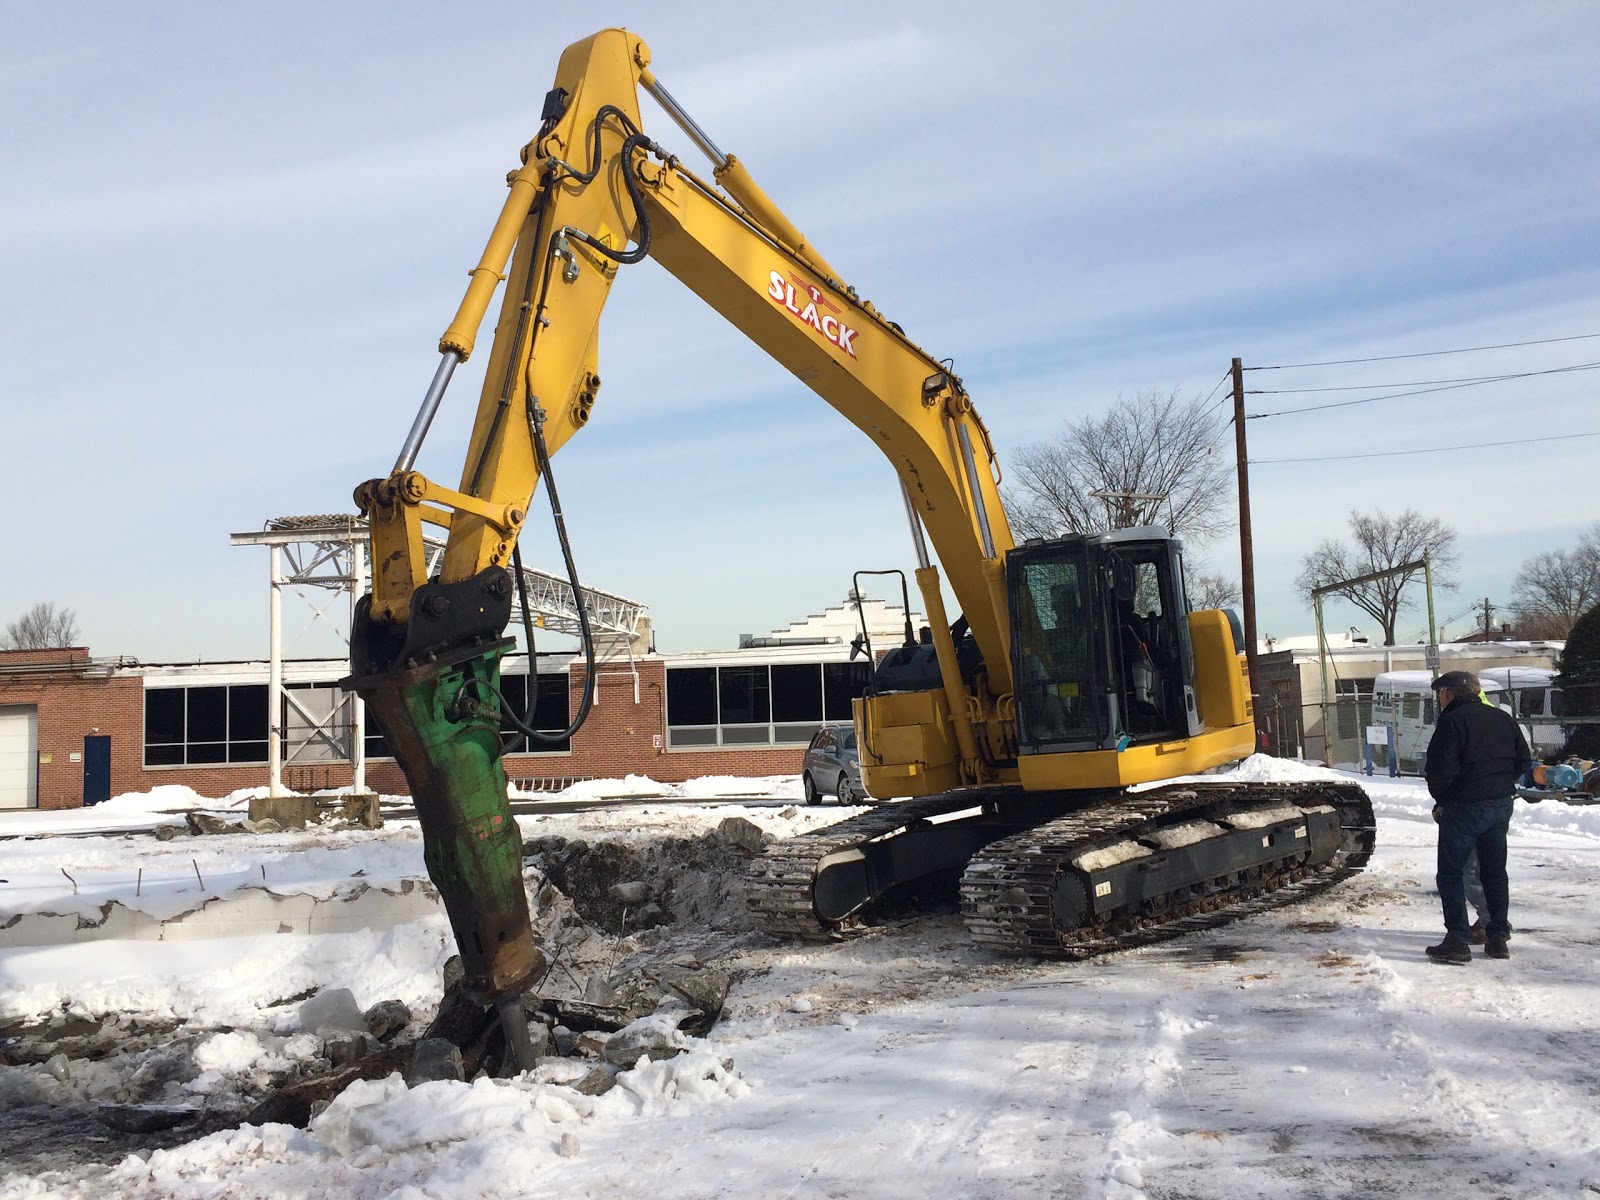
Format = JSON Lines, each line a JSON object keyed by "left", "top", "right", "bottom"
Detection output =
{"left": 1231, "top": 358, "right": 1260, "bottom": 738}
{"left": 1481, "top": 597, "right": 1495, "bottom": 637}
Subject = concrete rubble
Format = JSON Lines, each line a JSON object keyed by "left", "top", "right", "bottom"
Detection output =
{"left": 0, "top": 811, "right": 765, "bottom": 1168}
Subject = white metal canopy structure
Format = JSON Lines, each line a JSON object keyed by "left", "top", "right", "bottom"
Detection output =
{"left": 230, "top": 515, "right": 648, "bottom": 795}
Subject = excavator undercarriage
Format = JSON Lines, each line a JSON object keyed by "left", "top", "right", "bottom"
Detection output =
{"left": 747, "top": 780, "right": 1375, "bottom": 957}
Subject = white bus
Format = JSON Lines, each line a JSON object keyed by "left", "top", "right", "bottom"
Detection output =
{"left": 1370, "top": 668, "right": 1565, "bottom": 773}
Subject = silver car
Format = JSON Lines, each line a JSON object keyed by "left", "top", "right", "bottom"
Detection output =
{"left": 801, "top": 723, "right": 866, "bottom": 805}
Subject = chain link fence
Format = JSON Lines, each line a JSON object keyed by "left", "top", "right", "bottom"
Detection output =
{"left": 1256, "top": 693, "right": 1393, "bottom": 771}
{"left": 1322, "top": 695, "right": 1379, "bottom": 770}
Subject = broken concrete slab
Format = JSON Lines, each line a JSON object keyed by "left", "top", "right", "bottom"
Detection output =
{"left": 714, "top": 815, "right": 769, "bottom": 853}
{"left": 323, "top": 1032, "right": 380, "bottom": 1068}
{"left": 602, "top": 1013, "right": 690, "bottom": 1068}
{"left": 363, "top": 999, "right": 411, "bottom": 1042}
{"left": 404, "top": 1038, "right": 464, "bottom": 1087}
{"left": 572, "top": 1067, "right": 616, "bottom": 1096}
{"left": 297, "top": 988, "right": 366, "bottom": 1036}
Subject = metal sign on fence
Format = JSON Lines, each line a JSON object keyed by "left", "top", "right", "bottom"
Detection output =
{"left": 1364, "top": 722, "right": 1398, "bottom": 778}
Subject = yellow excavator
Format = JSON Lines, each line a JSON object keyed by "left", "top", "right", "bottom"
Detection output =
{"left": 346, "top": 29, "right": 1373, "bottom": 1065}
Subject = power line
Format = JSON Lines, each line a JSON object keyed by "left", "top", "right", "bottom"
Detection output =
{"left": 1200, "top": 368, "right": 1232, "bottom": 416}
{"left": 1246, "top": 331, "right": 1600, "bottom": 371}
{"left": 1247, "top": 361, "right": 1600, "bottom": 419}
{"left": 1249, "top": 360, "right": 1600, "bottom": 395}
{"left": 1251, "top": 430, "right": 1600, "bottom": 465}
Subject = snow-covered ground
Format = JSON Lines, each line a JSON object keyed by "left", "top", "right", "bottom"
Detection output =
{"left": 3, "top": 759, "right": 1599, "bottom": 1199}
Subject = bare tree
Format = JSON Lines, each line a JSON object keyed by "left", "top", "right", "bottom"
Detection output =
{"left": 1294, "top": 509, "right": 1459, "bottom": 645}
{"left": 1002, "top": 388, "right": 1233, "bottom": 549}
{"left": 1188, "top": 570, "right": 1242, "bottom": 611}
{"left": 2, "top": 602, "right": 81, "bottom": 650}
{"left": 1509, "top": 524, "right": 1600, "bottom": 639}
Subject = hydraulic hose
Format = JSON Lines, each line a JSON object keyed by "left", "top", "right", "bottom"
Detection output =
{"left": 459, "top": 106, "right": 657, "bottom": 742}
{"left": 466, "top": 114, "right": 658, "bottom": 498}
{"left": 497, "top": 400, "right": 597, "bottom": 746}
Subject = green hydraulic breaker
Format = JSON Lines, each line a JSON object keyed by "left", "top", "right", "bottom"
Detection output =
{"left": 347, "top": 589, "right": 547, "bottom": 1070}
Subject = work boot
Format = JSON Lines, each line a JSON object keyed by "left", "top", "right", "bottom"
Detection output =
{"left": 1468, "top": 918, "right": 1487, "bottom": 946}
{"left": 1484, "top": 936, "right": 1510, "bottom": 960}
{"left": 1425, "top": 933, "right": 1472, "bottom": 965}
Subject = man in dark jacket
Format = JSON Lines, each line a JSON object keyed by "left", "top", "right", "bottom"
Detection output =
{"left": 1423, "top": 670, "right": 1531, "bottom": 964}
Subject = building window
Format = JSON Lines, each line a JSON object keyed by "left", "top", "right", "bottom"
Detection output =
{"left": 358, "top": 668, "right": 569, "bottom": 761}
{"left": 1333, "top": 678, "right": 1373, "bottom": 742}
{"left": 144, "top": 684, "right": 270, "bottom": 767}
{"left": 822, "top": 663, "right": 866, "bottom": 721}
{"left": 500, "top": 671, "right": 571, "bottom": 754}
{"left": 363, "top": 724, "right": 392, "bottom": 762}
{"left": 665, "top": 661, "right": 869, "bottom": 749}
{"left": 718, "top": 666, "right": 770, "bottom": 747}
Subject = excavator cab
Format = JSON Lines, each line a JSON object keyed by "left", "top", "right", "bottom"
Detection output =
{"left": 1009, "top": 527, "right": 1201, "bottom": 756}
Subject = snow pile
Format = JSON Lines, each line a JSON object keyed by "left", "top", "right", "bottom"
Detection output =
{"left": 97, "top": 785, "right": 211, "bottom": 814}
{"left": 186, "top": 1031, "right": 322, "bottom": 1096}
{"left": 101, "top": 1048, "right": 749, "bottom": 1196}
{"left": 555, "top": 775, "right": 665, "bottom": 801}
{"left": 1356, "top": 770, "right": 1600, "bottom": 839}
{"left": 1220, "top": 753, "right": 1345, "bottom": 783}
{"left": 0, "top": 915, "right": 454, "bottom": 1028}
{"left": 676, "top": 774, "right": 796, "bottom": 799}
{"left": 1074, "top": 839, "right": 1151, "bottom": 870}
{"left": 191, "top": 1031, "right": 277, "bottom": 1074}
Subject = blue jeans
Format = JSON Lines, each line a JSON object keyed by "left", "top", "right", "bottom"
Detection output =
{"left": 1436, "top": 798, "right": 1513, "bottom": 941}
{"left": 1464, "top": 850, "right": 1486, "bottom": 920}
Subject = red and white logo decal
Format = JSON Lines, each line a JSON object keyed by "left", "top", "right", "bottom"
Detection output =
{"left": 766, "top": 270, "right": 858, "bottom": 359}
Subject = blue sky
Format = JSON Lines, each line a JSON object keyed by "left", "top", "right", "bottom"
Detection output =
{"left": 3, "top": 1, "right": 1597, "bottom": 661}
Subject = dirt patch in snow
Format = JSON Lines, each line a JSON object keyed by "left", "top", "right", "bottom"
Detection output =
{"left": 524, "top": 828, "right": 760, "bottom": 936}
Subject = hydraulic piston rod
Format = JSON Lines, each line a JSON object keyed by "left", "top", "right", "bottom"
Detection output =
{"left": 394, "top": 351, "right": 462, "bottom": 474}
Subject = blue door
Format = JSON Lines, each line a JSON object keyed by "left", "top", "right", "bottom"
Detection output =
{"left": 83, "top": 735, "right": 111, "bottom": 806}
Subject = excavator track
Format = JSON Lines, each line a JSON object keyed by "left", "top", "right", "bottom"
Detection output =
{"left": 744, "top": 795, "right": 979, "bottom": 938}
{"left": 745, "top": 780, "right": 1375, "bottom": 957}
{"left": 961, "top": 781, "right": 1375, "bottom": 959}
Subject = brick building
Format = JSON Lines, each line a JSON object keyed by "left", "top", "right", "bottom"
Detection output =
{"left": 0, "top": 598, "right": 920, "bottom": 810}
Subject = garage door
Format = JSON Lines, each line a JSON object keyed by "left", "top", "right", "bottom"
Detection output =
{"left": 0, "top": 705, "right": 38, "bottom": 809}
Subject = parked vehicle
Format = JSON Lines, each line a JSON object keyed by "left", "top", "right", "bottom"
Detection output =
{"left": 1372, "top": 668, "right": 1560, "bottom": 773}
{"left": 801, "top": 723, "right": 865, "bottom": 805}
{"left": 1477, "top": 667, "right": 1567, "bottom": 757}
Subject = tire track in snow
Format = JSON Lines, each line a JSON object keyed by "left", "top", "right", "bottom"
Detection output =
{"left": 937, "top": 978, "right": 1206, "bottom": 1200}
{"left": 1111, "top": 847, "right": 1600, "bottom": 1200}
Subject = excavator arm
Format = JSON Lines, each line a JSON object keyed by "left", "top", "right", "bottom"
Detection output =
{"left": 366, "top": 29, "right": 1015, "bottom": 692}
{"left": 347, "top": 29, "right": 1021, "bottom": 1061}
